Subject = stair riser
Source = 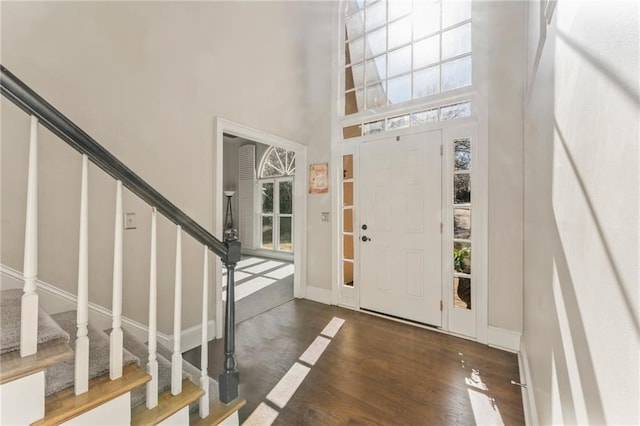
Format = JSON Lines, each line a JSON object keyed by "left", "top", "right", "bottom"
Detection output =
{"left": 61, "top": 392, "right": 130, "bottom": 425}
{"left": 0, "top": 371, "right": 45, "bottom": 424}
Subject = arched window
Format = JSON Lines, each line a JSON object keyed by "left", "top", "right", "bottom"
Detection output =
{"left": 259, "top": 147, "right": 296, "bottom": 178}
{"left": 258, "top": 147, "right": 295, "bottom": 252}
{"left": 342, "top": 0, "right": 473, "bottom": 137}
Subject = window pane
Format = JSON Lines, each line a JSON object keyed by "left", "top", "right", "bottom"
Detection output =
{"left": 366, "top": 82, "right": 387, "bottom": 109}
{"left": 346, "top": 10, "right": 365, "bottom": 40}
{"left": 343, "top": 124, "right": 362, "bottom": 138}
{"left": 355, "top": 88, "right": 365, "bottom": 111}
{"left": 261, "top": 216, "right": 273, "bottom": 249}
{"left": 346, "top": 0, "right": 365, "bottom": 15}
{"left": 388, "top": 16, "right": 412, "bottom": 49}
{"left": 454, "top": 207, "right": 471, "bottom": 239}
{"left": 454, "top": 276, "right": 471, "bottom": 309}
{"left": 388, "top": 0, "right": 412, "bottom": 21}
{"left": 363, "top": 119, "right": 385, "bottom": 135}
{"left": 413, "top": 35, "right": 439, "bottom": 69}
{"left": 454, "top": 173, "right": 471, "bottom": 204}
{"left": 442, "top": 23, "right": 471, "bottom": 60}
{"left": 413, "top": 66, "right": 440, "bottom": 98}
{"left": 388, "top": 46, "right": 412, "bottom": 77}
{"left": 440, "top": 101, "right": 471, "bottom": 121}
{"left": 454, "top": 138, "right": 471, "bottom": 170}
{"left": 442, "top": 0, "right": 471, "bottom": 28}
{"left": 261, "top": 182, "right": 274, "bottom": 213}
{"left": 411, "top": 109, "right": 438, "bottom": 126}
{"left": 441, "top": 55, "right": 472, "bottom": 91}
{"left": 344, "top": 261, "right": 354, "bottom": 286}
{"left": 343, "top": 182, "right": 354, "bottom": 206}
{"left": 387, "top": 74, "right": 411, "bottom": 104}
{"left": 348, "top": 37, "right": 365, "bottom": 64}
{"left": 454, "top": 242, "right": 471, "bottom": 274}
{"left": 365, "top": 27, "right": 386, "bottom": 58}
{"left": 343, "top": 154, "right": 354, "bottom": 179}
{"left": 343, "top": 208, "right": 354, "bottom": 233}
{"left": 365, "top": 55, "right": 386, "bottom": 84}
{"left": 279, "top": 181, "right": 293, "bottom": 214}
{"left": 343, "top": 234, "right": 354, "bottom": 260}
{"left": 365, "top": 0, "right": 386, "bottom": 31}
{"left": 413, "top": 0, "right": 440, "bottom": 39}
{"left": 387, "top": 114, "right": 410, "bottom": 130}
{"left": 352, "top": 61, "right": 365, "bottom": 88}
{"left": 279, "top": 217, "right": 292, "bottom": 252}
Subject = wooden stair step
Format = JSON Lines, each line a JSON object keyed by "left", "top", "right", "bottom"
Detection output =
{"left": 0, "top": 339, "right": 73, "bottom": 385}
{"left": 33, "top": 363, "right": 150, "bottom": 426}
{"left": 190, "top": 398, "right": 247, "bottom": 426}
{"left": 131, "top": 379, "right": 204, "bottom": 425}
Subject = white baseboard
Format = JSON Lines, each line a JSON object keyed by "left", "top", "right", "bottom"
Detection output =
{"left": 304, "top": 285, "right": 332, "bottom": 305}
{"left": 487, "top": 326, "right": 521, "bottom": 353}
{"left": 518, "top": 338, "right": 538, "bottom": 426}
{"left": 0, "top": 264, "right": 213, "bottom": 353}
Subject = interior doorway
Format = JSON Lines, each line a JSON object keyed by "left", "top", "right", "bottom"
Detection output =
{"left": 213, "top": 118, "right": 307, "bottom": 337}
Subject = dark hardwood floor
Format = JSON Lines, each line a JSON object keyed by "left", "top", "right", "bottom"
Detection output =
{"left": 184, "top": 299, "right": 525, "bottom": 425}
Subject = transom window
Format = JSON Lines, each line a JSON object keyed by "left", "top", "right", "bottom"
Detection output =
{"left": 260, "top": 146, "right": 296, "bottom": 178}
{"left": 344, "top": 0, "right": 472, "bottom": 116}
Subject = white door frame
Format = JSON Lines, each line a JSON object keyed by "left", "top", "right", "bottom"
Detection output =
{"left": 213, "top": 117, "right": 307, "bottom": 338}
{"left": 331, "top": 117, "right": 488, "bottom": 343}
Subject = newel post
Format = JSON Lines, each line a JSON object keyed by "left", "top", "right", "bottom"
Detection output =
{"left": 219, "top": 230, "right": 241, "bottom": 403}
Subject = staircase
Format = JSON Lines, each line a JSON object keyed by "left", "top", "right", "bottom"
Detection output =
{"left": 0, "top": 65, "right": 245, "bottom": 425}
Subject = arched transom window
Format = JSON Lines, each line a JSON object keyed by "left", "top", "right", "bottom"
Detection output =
{"left": 260, "top": 146, "right": 296, "bottom": 178}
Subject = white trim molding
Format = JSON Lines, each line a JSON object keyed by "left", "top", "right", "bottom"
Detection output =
{"left": 304, "top": 285, "right": 332, "bottom": 305}
{"left": 487, "top": 326, "right": 522, "bottom": 353}
{"left": 213, "top": 117, "right": 308, "bottom": 338}
{"left": 0, "top": 264, "right": 211, "bottom": 352}
{"left": 518, "top": 337, "right": 539, "bottom": 426}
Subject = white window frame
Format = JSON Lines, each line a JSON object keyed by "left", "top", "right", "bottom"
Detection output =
{"left": 340, "top": 0, "right": 474, "bottom": 127}
{"left": 258, "top": 176, "right": 294, "bottom": 253}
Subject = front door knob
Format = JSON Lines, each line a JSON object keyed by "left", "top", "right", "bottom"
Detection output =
{"left": 361, "top": 236, "right": 371, "bottom": 242}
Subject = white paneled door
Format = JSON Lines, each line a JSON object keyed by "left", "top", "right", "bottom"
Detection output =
{"left": 359, "top": 130, "right": 442, "bottom": 326}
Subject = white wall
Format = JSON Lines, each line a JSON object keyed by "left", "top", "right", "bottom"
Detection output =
{"left": 523, "top": 1, "right": 639, "bottom": 424}
{"left": 0, "top": 1, "right": 333, "bottom": 332}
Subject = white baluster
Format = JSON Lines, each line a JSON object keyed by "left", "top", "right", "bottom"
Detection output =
{"left": 199, "top": 247, "right": 210, "bottom": 418}
{"left": 109, "top": 180, "right": 123, "bottom": 379}
{"left": 146, "top": 208, "right": 158, "bottom": 408}
{"left": 75, "top": 154, "right": 89, "bottom": 395}
{"left": 171, "top": 226, "right": 183, "bottom": 395}
{"left": 20, "top": 115, "right": 39, "bottom": 357}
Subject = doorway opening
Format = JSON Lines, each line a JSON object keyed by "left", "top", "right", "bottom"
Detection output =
{"left": 214, "top": 118, "right": 307, "bottom": 336}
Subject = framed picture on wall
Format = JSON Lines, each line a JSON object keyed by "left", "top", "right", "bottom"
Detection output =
{"left": 309, "top": 163, "right": 329, "bottom": 194}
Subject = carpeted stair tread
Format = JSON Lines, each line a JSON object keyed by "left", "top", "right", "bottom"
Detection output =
{"left": 131, "top": 378, "right": 204, "bottom": 425}
{"left": 33, "top": 363, "right": 150, "bottom": 426}
{"left": 120, "top": 328, "right": 172, "bottom": 409}
{"left": 0, "top": 289, "right": 70, "bottom": 354}
{"left": 0, "top": 339, "right": 73, "bottom": 385}
{"left": 190, "top": 398, "right": 246, "bottom": 426}
{"left": 119, "top": 328, "right": 218, "bottom": 411}
{"left": 45, "top": 310, "right": 139, "bottom": 396}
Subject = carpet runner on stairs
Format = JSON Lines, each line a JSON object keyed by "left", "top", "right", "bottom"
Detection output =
{"left": 0, "top": 289, "right": 69, "bottom": 355}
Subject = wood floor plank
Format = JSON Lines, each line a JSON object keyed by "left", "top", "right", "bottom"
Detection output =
{"left": 185, "top": 299, "right": 525, "bottom": 425}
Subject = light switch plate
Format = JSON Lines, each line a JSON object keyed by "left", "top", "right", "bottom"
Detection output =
{"left": 321, "top": 212, "right": 329, "bottom": 222}
{"left": 124, "top": 212, "right": 136, "bottom": 230}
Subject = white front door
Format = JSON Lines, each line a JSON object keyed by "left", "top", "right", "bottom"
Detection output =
{"left": 359, "top": 130, "right": 442, "bottom": 326}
